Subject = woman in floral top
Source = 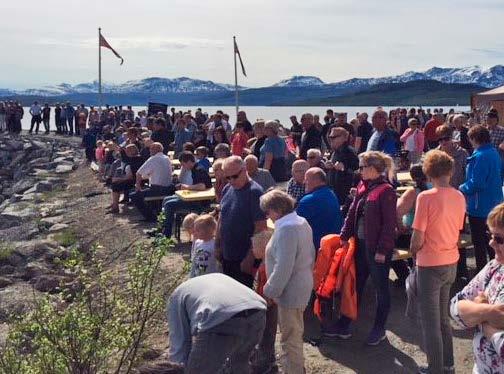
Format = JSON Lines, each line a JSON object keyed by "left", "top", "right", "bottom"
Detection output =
{"left": 450, "top": 202, "right": 504, "bottom": 373}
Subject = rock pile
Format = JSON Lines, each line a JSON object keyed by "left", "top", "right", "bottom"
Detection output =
{"left": 0, "top": 134, "right": 83, "bottom": 236}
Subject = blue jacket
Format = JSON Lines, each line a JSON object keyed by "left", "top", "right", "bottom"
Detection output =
{"left": 459, "top": 144, "right": 503, "bottom": 218}
{"left": 296, "top": 185, "right": 343, "bottom": 250}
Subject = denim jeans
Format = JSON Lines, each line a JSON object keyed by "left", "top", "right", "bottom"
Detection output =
{"left": 338, "top": 239, "right": 392, "bottom": 330}
{"left": 130, "top": 185, "right": 173, "bottom": 221}
{"left": 417, "top": 264, "right": 457, "bottom": 374}
{"left": 185, "top": 309, "right": 266, "bottom": 374}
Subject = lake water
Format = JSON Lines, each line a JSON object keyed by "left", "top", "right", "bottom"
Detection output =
{"left": 21, "top": 105, "right": 470, "bottom": 130}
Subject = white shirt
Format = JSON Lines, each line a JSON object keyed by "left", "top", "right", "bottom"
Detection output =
{"left": 30, "top": 104, "right": 42, "bottom": 116}
{"left": 137, "top": 152, "right": 173, "bottom": 187}
{"left": 190, "top": 239, "right": 220, "bottom": 278}
{"left": 206, "top": 120, "right": 232, "bottom": 142}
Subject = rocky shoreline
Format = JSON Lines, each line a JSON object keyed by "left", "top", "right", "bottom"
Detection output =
{"left": 0, "top": 133, "right": 85, "bottom": 326}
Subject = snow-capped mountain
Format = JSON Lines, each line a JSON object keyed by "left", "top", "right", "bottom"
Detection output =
{"left": 332, "top": 65, "right": 504, "bottom": 89}
{"left": 272, "top": 76, "right": 325, "bottom": 87}
{"left": 9, "top": 77, "right": 243, "bottom": 97}
{"left": 2, "top": 65, "right": 504, "bottom": 98}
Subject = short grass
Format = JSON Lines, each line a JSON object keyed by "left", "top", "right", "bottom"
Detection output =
{"left": 0, "top": 242, "right": 14, "bottom": 261}
{"left": 53, "top": 229, "right": 77, "bottom": 247}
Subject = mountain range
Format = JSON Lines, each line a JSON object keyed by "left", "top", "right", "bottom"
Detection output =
{"left": 1, "top": 65, "right": 500, "bottom": 106}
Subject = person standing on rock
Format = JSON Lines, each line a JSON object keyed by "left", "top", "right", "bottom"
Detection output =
{"left": 13, "top": 102, "right": 23, "bottom": 134}
{"left": 0, "top": 101, "right": 6, "bottom": 132}
{"left": 64, "top": 102, "right": 75, "bottom": 136}
{"left": 42, "top": 103, "right": 51, "bottom": 135}
{"left": 29, "top": 101, "right": 42, "bottom": 134}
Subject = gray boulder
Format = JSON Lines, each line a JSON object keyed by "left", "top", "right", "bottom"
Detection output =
{"left": 55, "top": 164, "right": 73, "bottom": 174}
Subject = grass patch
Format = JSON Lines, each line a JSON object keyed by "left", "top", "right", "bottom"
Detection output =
{"left": 0, "top": 242, "right": 14, "bottom": 261}
{"left": 40, "top": 186, "right": 66, "bottom": 202}
{"left": 53, "top": 229, "right": 77, "bottom": 247}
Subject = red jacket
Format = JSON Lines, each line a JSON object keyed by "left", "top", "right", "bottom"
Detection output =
{"left": 340, "top": 178, "right": 397, "bottom": 256}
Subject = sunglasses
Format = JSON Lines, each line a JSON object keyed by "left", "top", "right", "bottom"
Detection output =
{"left": 328, "top": 135, "right": 342, "bottom": 139}
{"left": 489, "top": 232, "right": 504, "bottom": 245}
{"left": 225, "top": 169, "right": 243, "bottom": 181}
{"left": 439, "top": 137, "right": 451, "bottom": 142}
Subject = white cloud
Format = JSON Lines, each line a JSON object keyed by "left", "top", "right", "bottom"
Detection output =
{"left": 35, "top": 37, "right": 225, "bottom": 52}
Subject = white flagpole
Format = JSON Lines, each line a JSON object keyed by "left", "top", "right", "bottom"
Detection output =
{"left": 233, "top": 36, "right": 239, "bottom": 121}
{"left": 98, "top": 27, "right": 102, "bottom": 109}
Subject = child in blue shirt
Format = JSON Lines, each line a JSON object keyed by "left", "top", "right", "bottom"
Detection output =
{"left": 195, "top": 146, "right": 211, "bottom": 172}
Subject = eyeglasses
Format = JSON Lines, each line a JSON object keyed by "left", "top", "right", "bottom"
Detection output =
{"left": 489, "top": 232, "right": 504, "bottom": 245}
{"left": 225, "top": 169, "right": 243, "bottom": 181}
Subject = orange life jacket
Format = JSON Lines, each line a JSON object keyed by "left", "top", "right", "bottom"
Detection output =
{"left": 313, "top": 235, "right": 357, "bottom": 321}
{"left": 313, "top": 234, "right": 340, "bottom": 291}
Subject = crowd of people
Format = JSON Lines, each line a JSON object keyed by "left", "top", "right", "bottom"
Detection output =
{"left": 7, "top": 99, "right": 504, "bottom": 373}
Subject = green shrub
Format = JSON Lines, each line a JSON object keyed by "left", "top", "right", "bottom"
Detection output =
{"left": 0, "top": 236, "right": 185, "bottom": 374}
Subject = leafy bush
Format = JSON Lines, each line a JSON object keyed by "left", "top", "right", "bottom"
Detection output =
{"left": 0, "top": 235, "right": 185, "bottom": 374}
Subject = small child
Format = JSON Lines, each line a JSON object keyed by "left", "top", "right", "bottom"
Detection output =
{"left": 95, "top": 140, "right": 105, "bottom": 176}
{"left": 195, "top": 146, "right": 211, "bottom": 172}
{"left": 251, "top": 230, "right": 273, "bottom": 296}
{"left": 181, "top": 213, "right": 199, "bottom": 242}
{"left": 190, "top": 214, "right": 220, "bottom": 278}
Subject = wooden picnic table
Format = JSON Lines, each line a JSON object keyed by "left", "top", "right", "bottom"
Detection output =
{"left": 396, "top": 172, "right": 413, "bottom": 184}
{"left": 175, "top": 188, "right": 216, "bottom": 202}
{"left": 172, "top": 168, "right": 214, "bottom": 178}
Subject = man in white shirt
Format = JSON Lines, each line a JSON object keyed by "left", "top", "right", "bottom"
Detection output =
{"left": 29, "top": 101, "right": 42, "bottom": 134}
{"left": 130, "top": 142, "right": 174, "bottom": 221}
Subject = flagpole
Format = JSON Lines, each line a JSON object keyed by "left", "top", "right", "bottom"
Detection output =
{"left": 233, "top": 36, "right": 239, "bottom": 121}
{"left": 98, "top": 27, "right": 102, "bottom": 109}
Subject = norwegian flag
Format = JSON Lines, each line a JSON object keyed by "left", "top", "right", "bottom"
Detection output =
{"left": 234, "top": 38, "right": 247, "bottom": 77}
{"left": 99, "top": 32, "right": 124, "bottom": 65}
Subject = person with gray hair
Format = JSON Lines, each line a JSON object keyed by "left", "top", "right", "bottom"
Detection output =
{"left": 245, "top": 154, "right": 276, "bottom": 191}
{"left": 306, "top": 148, "right": 325, "bottom": 169}
{"left": 259, "top": 189, "right": 315, "bottom": 374}
{"left": 130, "top": 142, "right": 174, "bottom": 221}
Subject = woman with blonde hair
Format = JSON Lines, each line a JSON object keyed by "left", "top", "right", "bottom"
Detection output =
{"left": 325, "top": 151, "right": 397, "bottom": 346}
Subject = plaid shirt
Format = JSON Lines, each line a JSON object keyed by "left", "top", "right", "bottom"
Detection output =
{"left": 287, "top": 178, "right": 305, "bottom": 203}
{"left": 490, "top": 126, "right": 504, "bottom": 149}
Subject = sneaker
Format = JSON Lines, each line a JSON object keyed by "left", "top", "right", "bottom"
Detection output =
{"left": 366, "top": 328, "right": 387, "bottom": 346}
{"left": 322, "top": 325, "right": 352, "bottom": 339}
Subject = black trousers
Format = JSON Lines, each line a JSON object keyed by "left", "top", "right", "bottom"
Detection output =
{"left": 30, "top": 115, "right": 42, "bottom": 133}
{"left": 67, "top": 117, "right": 74, "bottom": 134}
{"left": 468, "top": 215, "right": 495, "bottom": 272}
{"left": 222, "top": 259, "right": 254, "bottom": 288}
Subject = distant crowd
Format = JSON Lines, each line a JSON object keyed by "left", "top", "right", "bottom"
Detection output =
{"left": 4, "top": 99, "right": 504, "bottom": 373}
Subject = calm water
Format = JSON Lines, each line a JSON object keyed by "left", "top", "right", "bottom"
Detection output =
{"left": 21, "top": 105, "right": 470, "bottom": 130}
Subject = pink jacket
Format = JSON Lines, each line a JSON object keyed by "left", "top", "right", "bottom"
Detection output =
{"left": 400, "top": 128, "right": 425, "bottom": 153}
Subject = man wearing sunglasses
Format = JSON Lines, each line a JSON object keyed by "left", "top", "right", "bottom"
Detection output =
{"left": 216, "top": 156, "right": 267, "bottom": 288}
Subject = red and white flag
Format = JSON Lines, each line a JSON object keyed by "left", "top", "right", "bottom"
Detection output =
{"left": 234, "top": 38, "right": 247, "bottom": 77}
{"left": 99, "top": 32, "right": 124, "bottom": 65}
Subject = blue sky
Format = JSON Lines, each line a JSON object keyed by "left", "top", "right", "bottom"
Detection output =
{"left": 1, "top": 0, "right": 503, "bottom": 89}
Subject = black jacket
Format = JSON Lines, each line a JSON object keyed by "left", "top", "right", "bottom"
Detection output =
{"left": 327, "top": 144, "right": 359, "bottom": 204}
